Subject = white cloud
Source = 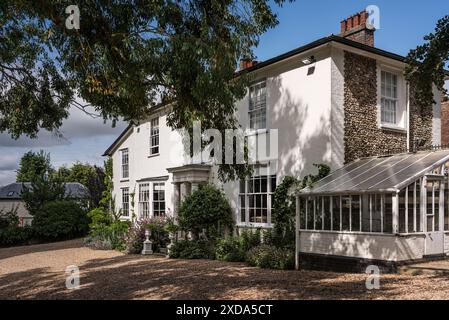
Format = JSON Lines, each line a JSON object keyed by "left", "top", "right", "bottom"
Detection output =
{"left": 0, "top": 103, "right": 127, "bottom": 185}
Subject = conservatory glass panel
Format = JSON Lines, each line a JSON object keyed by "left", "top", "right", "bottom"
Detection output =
{"left": 399, "top": 189, "right": 407, "bottom": 233}
{"left": 332, "top": 196, "right": 341, "bottom": 231}
{"left": 351, "top": 195, "right": 361, "bottom": 232}
{"left": 383, "top": 194, "right": 393, "bottom": 233}
{"left": 407, "top": 184, "right": 415, "bottom": 232}
{"left": 416, "top": 179, "right": 422, "bottom": 232}
{"left": 361, "top": 195, "right": 370, "bottom": 232}
{"left": 306, "top": 197, "right": 314, "bottom": 230}
{"left": 323, "top": 196, "right": 332, "bottom": 230}
{"left": 341, "top": 196, "right": 350, "bottom": 231}
{"left": 371, "top": 194, "right": 382, "bottom": 232}
{"left": 315, "top": 196, "right": 323, "bottom": 230}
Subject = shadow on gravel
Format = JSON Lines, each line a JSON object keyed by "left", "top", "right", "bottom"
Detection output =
{"left": 0, "top": 251, "right": 428, "bottom": 300}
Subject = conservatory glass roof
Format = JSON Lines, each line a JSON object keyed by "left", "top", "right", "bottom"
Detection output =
{"left": 300, "top": 150, "right": 449, "bottom": 196}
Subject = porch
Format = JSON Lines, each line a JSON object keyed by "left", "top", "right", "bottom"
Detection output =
{"left": 167, "top": 164, "right": 211, "bottom": 218}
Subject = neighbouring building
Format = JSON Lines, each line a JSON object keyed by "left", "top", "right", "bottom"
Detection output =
{"left": 0, "top": 182, "right": 88, "bottom": 226}
{"left": 104, "top": 10, "right": 447, "bottom": 269}
{"left": 441, "top": 96, "right": 449, "bottom": 146}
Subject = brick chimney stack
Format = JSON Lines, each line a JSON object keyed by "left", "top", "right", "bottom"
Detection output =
{"left": 239, "top": 58, "right": 257, "bottom": 71}
{"left": 339, "top": 10, "right": 375, "bottom": 47}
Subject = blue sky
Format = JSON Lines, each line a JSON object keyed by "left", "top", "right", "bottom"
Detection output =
{"left": 0, "top": 0, "right": 448, "bottom": 186}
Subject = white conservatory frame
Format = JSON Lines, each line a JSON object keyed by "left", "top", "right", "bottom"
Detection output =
{"left": 295, "top": 150, "right": 449, "bottom": 269}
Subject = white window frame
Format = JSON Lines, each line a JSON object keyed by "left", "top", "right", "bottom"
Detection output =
{"left": 138, "top": 183, "right": 150, "bottom": 219}
{"left": 152, "top": 182, "right": 166, "bottom": 217}
{"left": 238, "top": 166, "right": 276, "bottom": 227}
{"left": 248, "top": 80, "right": 267, "bottom": 130}
{"left": 380, "top": 70, "right": 398, "bottom": 125}
{"left": 149, "top": 117, "right": 160, "bottom": 156}
{"left": 377, "top": 65, "right": 406, "bottom": 130}
{"left": 121, "top": 187, "right": 129, "bottom": 217}
{"left": 121, "top": 148, "right": 129, "bottom": 179}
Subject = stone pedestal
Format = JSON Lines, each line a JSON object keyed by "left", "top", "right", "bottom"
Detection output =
{"left": 141, "top": 230, "right": 153, "bottom": 255}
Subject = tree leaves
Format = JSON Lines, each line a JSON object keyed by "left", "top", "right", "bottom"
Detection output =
{"left": 405, "top": 15, "right": 449, "bottom": 107}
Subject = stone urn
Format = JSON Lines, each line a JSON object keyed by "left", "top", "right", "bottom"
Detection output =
{"left": 141, "top": 229, "right": 153, "bottom": 255}
{"left": 166, "top": 232, "right": 176, "bottom": 257}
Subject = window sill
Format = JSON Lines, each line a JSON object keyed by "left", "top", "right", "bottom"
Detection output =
{"left": 120, "top": 179, "right": 129, "bottom": 183}
{"left": 245, "top": 128, "right": 269, "bottom": 137}
{"left": 236, "top": 222, "right": 273, "bottom": 229}
{"left": 379, "top": 124, "right": 407, "bottom": 134}
{"left": 148, "top": 153, "right": 160, "bottom": 158}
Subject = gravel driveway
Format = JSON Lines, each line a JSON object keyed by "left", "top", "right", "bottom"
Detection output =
{"left": 0, "top": 239, "right": 448, "bottom": 300}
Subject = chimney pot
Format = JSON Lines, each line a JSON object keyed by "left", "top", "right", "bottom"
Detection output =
{"left": 339, "top": 9, "right": 375, "bottom": 47}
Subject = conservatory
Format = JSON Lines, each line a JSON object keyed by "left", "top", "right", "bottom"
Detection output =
{"left": 295, "top": 150, "right": 449, "bottom": 269}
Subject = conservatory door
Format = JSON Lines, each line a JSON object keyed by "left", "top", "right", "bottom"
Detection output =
{"left": 424, "top": 179, "right": 445, "bottom": 256}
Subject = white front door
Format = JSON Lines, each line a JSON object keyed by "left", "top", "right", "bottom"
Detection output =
{"left": 424, "top": 179, "right": 445, "bottom": 256}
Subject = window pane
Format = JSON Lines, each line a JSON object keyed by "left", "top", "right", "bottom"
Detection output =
{"left": 332, "top": 196, "right": 341, "bottom": 231}
{"left": 361, "top": 195, "right": 370, "bottom": 232}
{"left": 372, "top": 194, "right": 382, "bottom": 233}
{"left": 323, "top": 196, "right": 332, "bottom": 231}
{"left": 399, "top": 189, "right": 407, "bottom": 233}
{"left": 341, "top": 196, "right": 350, "bottom": 231}
{"left": 315, "top": 197, "right": 323, "bottom": 230}
{"left": 351, "top": 195, "right": 361, "bottom": 232}
{"left": 408, "top": 184, "right": 415, "bottom": 232}
{"left": 306, "top": 197, "right": 314, "bottom": 230}
{"left": 383, "top": 195, "right": 393, "bottom": 233}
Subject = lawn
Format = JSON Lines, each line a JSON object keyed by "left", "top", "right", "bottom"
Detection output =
{"left": 0, "top": 239, "right": 448, "bottom": 300}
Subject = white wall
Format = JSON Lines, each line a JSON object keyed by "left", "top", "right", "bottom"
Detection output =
{"left": 0, "top": 200, "right": 32, "bottom": 220}
{"left": 299, "top": 231, "right": 425, "bottom": 261}
{"left": 111, "top": 111, "right": 186, "bottom": 219}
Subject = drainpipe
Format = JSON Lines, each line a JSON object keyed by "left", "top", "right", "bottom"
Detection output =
{"left": 406, "top": 83, "right": 411, "bottom": 152}
{"left": 295, "top": 195, "right": 300, "bottom": 270}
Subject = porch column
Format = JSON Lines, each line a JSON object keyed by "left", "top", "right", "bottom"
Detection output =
{"left": 173, "top": 182, "right": 180, "bottom": 219}
{"left": 180, "top": 182, "right": 191, "bottom": 203}
{"left": 191, "top": 182, "right": 199, "bottom": 193}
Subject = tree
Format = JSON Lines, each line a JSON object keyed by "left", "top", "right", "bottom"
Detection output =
{"left": 16, "top": 150, "right": 53, "bottom": 182}
{"left": 405, "top": 15, "right": 449, "bottom": 107}
{"left": 177, "top": 184, "right": 234, "bottom": 239}
{"left": 21, "top": 174, "right": 66, "bottom": 216}
{"left": 1, "top": 1, "right": 291, "bottom": 181}
{"left": 57, "top": 162, "right": 106, "bottom": 208}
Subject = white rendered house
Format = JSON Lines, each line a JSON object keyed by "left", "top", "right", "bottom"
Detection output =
{"left": 104, "top": 11, "right": 446, "bottom": 268}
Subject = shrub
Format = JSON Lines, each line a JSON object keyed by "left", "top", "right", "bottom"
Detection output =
{"left": 215, "top": 229, "right": 263, "bottom": 262}
{"left": 246, "top": 244, "right": 294, "bottom": 270}
{"left": 215, "top": 236, "right": 246, "bottom": 262}
{"left": 32, "top": 200, "right": 89, "bottom": 240}
{"left": 87, "top": 207, "right": 112, "bottom": 231}
{"left": 124, "top": 217, "right": 169, "bottom": 254}
{"left": 177, "top": 184, "right": 234, "bottom": 240}
{"left": 0, "top": 226, "right": 34, "bottom": 247}
{"left": 84, "top": 220, "right": 130, "bottom": 251}
{"left": 169, "top": 240, "right": 214, "bottom": 259}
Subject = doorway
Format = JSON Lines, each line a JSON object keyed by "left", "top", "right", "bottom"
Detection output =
{"left": 424, "top": 178, "right": 445, "bottom": 256}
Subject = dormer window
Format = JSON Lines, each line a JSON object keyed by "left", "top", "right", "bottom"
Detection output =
{"left": 380, "top": 71, "right": 398, "bottom": 125}
{"left": 249, "top": 81, "right": 267, "bottom": 130}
